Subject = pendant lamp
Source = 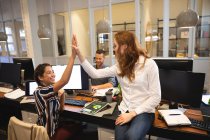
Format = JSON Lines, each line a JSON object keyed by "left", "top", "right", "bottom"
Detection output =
{"left": 96, "top": 19, "right": 110, "bottom": 34}
{"left": 176, "top": 9, "right": 199, "bottom": 28}
{"left": 37, "top": 25, "right": 51, "bottom": 39}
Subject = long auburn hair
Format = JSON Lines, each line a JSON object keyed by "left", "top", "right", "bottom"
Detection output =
{"left": 115, "top": 31, "right": 149, "bottom": 82}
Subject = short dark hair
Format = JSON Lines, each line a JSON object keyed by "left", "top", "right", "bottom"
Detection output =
{"left": 96, "top": 49, "right": 105, "bottom": 55}
{"left": 34, "top": 63, "right": 51, "bottom": 86}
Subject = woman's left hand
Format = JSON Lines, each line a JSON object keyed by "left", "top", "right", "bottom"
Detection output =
{"left": 115, "top": 111, "right": 137, "bottom": 125}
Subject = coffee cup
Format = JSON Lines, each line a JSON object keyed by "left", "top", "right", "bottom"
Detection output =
{"left": 105, "top": 91, "right": 113, "bottom": 103}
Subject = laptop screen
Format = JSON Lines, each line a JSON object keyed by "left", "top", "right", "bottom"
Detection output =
{"left": 25, "top": 81, "right": 38, "bottom": 96}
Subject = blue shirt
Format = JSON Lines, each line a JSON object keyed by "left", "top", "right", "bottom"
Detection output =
{"left": 91, "top": 64, "right": 117, "bottom": 87}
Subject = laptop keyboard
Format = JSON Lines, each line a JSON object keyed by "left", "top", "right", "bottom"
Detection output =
{"left": 189, "top": 118, "right": 210, "bottom": 132}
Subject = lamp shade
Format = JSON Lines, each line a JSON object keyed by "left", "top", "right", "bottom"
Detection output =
{"left": 37, "top": 25, "right": 51, "bottom": 39}
{"left": 96, "top": 19, "right": 110, "bottom": 34}
{"left": 0, "top": 32, "right": 7, "bottom": 42}
{"left": 176, "top": 9, "right": 199, "bottom": 28}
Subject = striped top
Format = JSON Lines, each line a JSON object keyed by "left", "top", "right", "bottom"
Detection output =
{"left": 34, "top": 85, "right": 60, "bottom": 137}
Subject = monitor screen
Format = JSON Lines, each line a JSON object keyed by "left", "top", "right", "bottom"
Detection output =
{"left": 52, "top": 64, "right": 89, "bottom": 90}
{"left": 159, "top": 69, "right": 205, "bottom": 108}
{"left": 0, "top": 63, "right": 21, "bottom": 87}
{"left": 13, "top": 57, "right": 34, "bottom": 80}
{"left": 153, "top": 58, "right": 193, "bottom": 71}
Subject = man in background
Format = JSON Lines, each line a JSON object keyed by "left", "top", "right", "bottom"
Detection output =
{"left": 91, "top": 49, "right": 117, "bottom": 91}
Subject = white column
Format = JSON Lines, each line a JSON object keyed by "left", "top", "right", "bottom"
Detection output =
{"left": 49, "top": 0, "right": 57, "bottom": 62}
{"left": 163, "top": 0, "right": 169, "bottom": 57}
{"left": 188, "top": 0, "right": 197, "bottom": 57}
{"left": 108, "top": 0, "right": 114, "bottom": 65}
{"left": 20, "top": 0, "right": 43, "bottom": 67}
{"left": 135, "top": 0, "right": 140, "bottom": 41}
{"left": 88, "top": 0, "right": 95, "bottom": 65}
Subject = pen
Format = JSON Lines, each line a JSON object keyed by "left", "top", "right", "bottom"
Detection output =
{"left": 169, "top": 114, "right": 181, "bottom": 116}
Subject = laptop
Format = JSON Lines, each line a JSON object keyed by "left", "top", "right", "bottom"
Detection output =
{"left": 25, "top": 80, "right": 38, "bottom": 98}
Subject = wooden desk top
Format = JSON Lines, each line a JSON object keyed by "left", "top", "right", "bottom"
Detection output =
{"left": 153, "top": 109, "right": 208, "bottom": 135}
{"left": 0, "top": 92, "right": 5, "bottom": 98}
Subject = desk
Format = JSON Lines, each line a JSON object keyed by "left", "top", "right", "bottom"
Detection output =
{"left": 62, "top": 103, "right": 210, "bottom": 140}
{"left": 1, "top": 95, "right": 210, "bottom": 140}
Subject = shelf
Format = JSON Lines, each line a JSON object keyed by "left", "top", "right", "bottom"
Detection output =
{"left": 156, "top": 16, "right": 210, "bottom": 57}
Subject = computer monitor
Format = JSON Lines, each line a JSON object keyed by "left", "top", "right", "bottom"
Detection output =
{"left": 52, "top": 64, "right": 89, "bottom": 90}
{"left": 12, "top": 57, "right": 34, "bottom": 81}
{"left": 153, "top": 58, "right": 193, "bottom": 71}
{"left": 159, "top": 69, "right": 205, "bottom": 108}
{"left": 0, "top": 63, "right": 21, "bottom": 88}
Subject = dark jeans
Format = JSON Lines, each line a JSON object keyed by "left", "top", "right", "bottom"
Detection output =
{"left": 115, "top": 112, "right": 155, "bottom": 140}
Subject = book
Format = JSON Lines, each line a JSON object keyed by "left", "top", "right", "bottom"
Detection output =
{"left": 82, "top": 100, "right": 110, "bottom": 115}
{"left": 158, "top": 109, "right": 191, "bottom": 126}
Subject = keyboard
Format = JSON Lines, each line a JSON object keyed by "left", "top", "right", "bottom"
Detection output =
{"left": 0, "top": 87, "right": 13, "bottom": 93}
{"left": 189, "top": 118, "right": 210, "bottom": 132}
{"left": 65, "top": 99, "right": 87, "bottom": 106}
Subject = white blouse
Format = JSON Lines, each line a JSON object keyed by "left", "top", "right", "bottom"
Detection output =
{"left": 81, "top": 56, "right": 161, "bottom": 115}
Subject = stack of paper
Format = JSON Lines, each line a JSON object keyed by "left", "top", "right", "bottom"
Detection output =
{"left": 4, "top": 88, "right": 25, "bottom": 99}
{"left": 158, "top": 109, "right": 191, "bottom": 126}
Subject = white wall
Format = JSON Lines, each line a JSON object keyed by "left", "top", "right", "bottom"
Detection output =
{"left": 71, "top": 9, "right": 91, "bottom": 57}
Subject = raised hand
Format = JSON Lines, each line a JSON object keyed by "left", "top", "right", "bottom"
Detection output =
{"left": 71, "top": 34, "right": 85, "bottom": 62}
{"left": 72, "top": 34, "right": 78, "bottom": 47}
{"left": 71, "top": 34, "right": 77, "bottom": 57}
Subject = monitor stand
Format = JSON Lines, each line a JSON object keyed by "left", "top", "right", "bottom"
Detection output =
{"left": 65, "top": 89, "right": 74, "bottom": 95}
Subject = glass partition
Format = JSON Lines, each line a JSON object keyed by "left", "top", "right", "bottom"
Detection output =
{"left": 55, "top": 13, "right": 66, "bottom": 56}
{"left": 38, "top": 14, "right": 53, "bottom": 57}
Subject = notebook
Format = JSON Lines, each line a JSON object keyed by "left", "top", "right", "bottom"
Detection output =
{"left": 82, "top": 100, "right": 109, "bottom": 115}
{"left": 158, "top": 109, "right": 191, "bottom": 126}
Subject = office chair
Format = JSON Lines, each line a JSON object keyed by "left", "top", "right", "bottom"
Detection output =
{"left": 8, "top": 116, "right": 49, "bottom": 140}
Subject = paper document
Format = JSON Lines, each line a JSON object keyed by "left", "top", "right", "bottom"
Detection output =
{"left": 158, "top": 109, "right": 191, "bottom": 126}
{"left": 94, "top": 88, "right": 113, "bottom": 96}
{"left": 93, "top": 87, "right": 120, "bottom": 97}
{"left": 4, "top": 88, "right": 25, "bottom": 99}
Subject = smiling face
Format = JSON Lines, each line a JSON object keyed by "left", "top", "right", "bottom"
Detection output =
{"left": 95, "top": 53, "right": 105, "bottom": 69}
{"left": 38, "top": 66, "right": 55, "bottom": 86}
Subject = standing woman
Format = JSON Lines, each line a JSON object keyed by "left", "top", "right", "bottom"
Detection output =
{"left": 33, "top": 36, "right": 76, "bottom": 138}
{"left": 72, "top": 31, "right": 161, "bottom": 140}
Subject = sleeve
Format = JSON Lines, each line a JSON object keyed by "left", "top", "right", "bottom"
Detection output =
{"left": 81, "top": 59, "right": 117, "bottom": 78}
{"left": 135, "top": 60, "right": 161, "bottom": 114}
{"left": 108, "top": 77, "right": 117, "bottom": 87}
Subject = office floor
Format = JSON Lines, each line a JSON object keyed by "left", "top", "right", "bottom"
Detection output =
{"left": 0, "top": 124, "right": 171, "bottom": 140}
{"left": 0, "top": 132, "right": 171, "bottom": 140}
{"left": 80, "top": 123, "right": 171, "bottom": 140}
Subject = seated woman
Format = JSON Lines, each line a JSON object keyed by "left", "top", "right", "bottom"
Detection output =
{"left": 33, "top": 35, "right": 77, "bottom": 139}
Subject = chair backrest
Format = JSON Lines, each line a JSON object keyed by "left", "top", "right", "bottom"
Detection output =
{"left": 8, "top": 116, "right": 49, "bottom": 140}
